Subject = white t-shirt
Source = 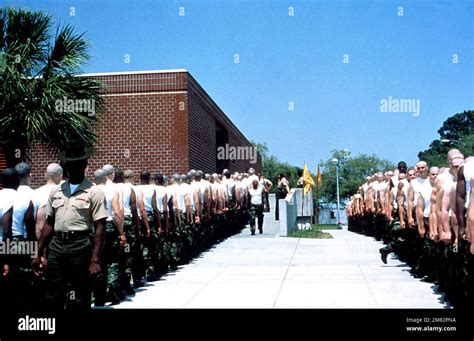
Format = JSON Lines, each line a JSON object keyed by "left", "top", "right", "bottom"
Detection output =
{"left": 139, "top": 184, "right": 156, "bottom": 213}
{"left": 166, "top": 185, "right": 174, "bottom": 204}
{"left": 102, "top": 183, "right": 117, "bottom": 221}
{"left": 181, "top": 183, "right": 194, "bottom": 208}
{"left": 438, "top": 169, "right": 455, "bottom": 192}
{"left": 34, "top": 184, "right": 58, "bottom": 212}
{"left": 362, "top": 183, "right": 369, "bottom": 201}
{"left": 0, "top": 188, "right": 17, "bottom": 216}
{"left": 249, "top": 186, "right": 263, "bottom": 206}
{"left": 225, "top": 178, "right": 235, "bottom": 199}
{"left": 12, "top": 185, "right": 34, "bottom": 237}
{"left": 199, "top": 180, "right": 210, "bottom": 203}
{"left": 411, "top": 177, "right": 432, "bottom": 217}
{"left": 154, "top": 185, "right": 167, "bottom": 212}
{"left": 122, "top": 183, "right": 133, "bottom": 217}
{"left": 168, "top": 184, "right": 186, "bottom": 211}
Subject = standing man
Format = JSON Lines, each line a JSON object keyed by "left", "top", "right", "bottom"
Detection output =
{"left": 11, "top": 162, "right": 35, "bottom": 240}
{"left": 120, "top": 169, "right": 143, "bottom": 289}
{"left": 94, "top": 169, "right": 125, "bottom": 305}
{"left": 407, "top": 161, "right": 432, "bottom": 237}
{"left": 248, "top": 180, "right": 264, "bottom": 235}
{"left": 437, "top": 150, "right": 464, "bottom": 242}
{"left": 379, "top": 161, "right": 409, "bottom": 264}
{"left": 8, "top": 163, "right": 36, "bottom": 308}
{"left": 34, "top": 163, "right": 63, "bottom": 239}
{"left": 275, "top": 173, "right": 290, "bottom": 221}
{"left": 32, "top": 145, "right": 108, "bottom": 310}
{"left": 260, "top": 175, "right": 273, "bottom": 212}
{"left": 0, "top": 168, "right": 20, "bottom": 307}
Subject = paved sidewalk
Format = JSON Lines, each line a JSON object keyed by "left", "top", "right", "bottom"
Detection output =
{"left": 113, "top": 216, "right": 448, "bottom": 309}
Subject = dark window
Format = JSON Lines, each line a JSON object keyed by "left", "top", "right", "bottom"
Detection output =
{"left": 216, "top": 121, "right": 229, "bottom": 173}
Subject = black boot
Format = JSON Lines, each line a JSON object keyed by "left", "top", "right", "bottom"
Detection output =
{"left": 379, "top": 248, "right": 389, "bottom": 264}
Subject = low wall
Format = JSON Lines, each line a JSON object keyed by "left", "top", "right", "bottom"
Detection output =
{"left": 279, "top": 190, "right": 298, "bottom": 236}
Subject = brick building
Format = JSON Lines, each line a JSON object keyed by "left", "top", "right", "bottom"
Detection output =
{"left": 8, "top": 69, "right": 261, "bottom": 188}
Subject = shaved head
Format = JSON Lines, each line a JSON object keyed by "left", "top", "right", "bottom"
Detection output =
{"left": 46, "top": 163, "right": 63, "bottom": 179}
{"left": 94, "top": 169, "right": 107, "bottom": 184}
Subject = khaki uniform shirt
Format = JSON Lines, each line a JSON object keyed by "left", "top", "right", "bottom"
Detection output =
{"left": 46, "top": 178, "right": 108, "bottom": 232}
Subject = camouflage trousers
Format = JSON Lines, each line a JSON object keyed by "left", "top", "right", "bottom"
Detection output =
{"left": 93, "top": 221, "right": 122, "bottom": 304}
{"left": 249, "top": 204, "right": 264, "bottom": 233}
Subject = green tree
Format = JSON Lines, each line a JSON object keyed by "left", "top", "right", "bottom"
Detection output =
{"left": 250, "top": 140, "right": 269, "bottom": 160}
{"left": 319, "top": 149, "right": 395, "bottom": 202}
{"left": 418, "top": 110, "right": 474, "bottom": 167}
{"left": 250, "top": 141, "right": 301, "bottom": 191}
{"left": 0, "top": 8, "right": 103, "bottom": 166}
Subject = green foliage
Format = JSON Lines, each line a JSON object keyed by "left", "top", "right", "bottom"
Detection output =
{"left": 319, "top": 149, "right": 395, "bottom": 202}
{"left": 250, "top": 140, "right": 269, "bottom": 159}
{"left": 261, "top": 154, "right": 302, "bottom": 190}
{"left": 0, "top": 7, "right": 104, "bottom": 165}
{"left": 250, "top": 140, "right": 303, "bottom": 191}
{"left": 418, "top": 110, "right": 474, "bottom": 167}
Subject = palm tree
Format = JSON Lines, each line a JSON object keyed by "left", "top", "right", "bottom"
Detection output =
{"left": 0, "top": 7, "right": 103, "bottom": 166}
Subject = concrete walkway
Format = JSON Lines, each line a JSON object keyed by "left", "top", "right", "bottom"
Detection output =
{"left": 113, "top": 214, "right": 449, "bottom": 309}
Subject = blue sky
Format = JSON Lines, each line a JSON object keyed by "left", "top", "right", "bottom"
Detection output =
{"left": 5, "top": 0, "right": 474, "bottom": 170}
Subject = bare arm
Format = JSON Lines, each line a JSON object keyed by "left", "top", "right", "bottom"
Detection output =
{"left": 90, "top": 218, "right": 106, "bottom": 275}
{"left": 456, "top": 168, "right": 466, "bottom": 239}
{"left": 31, "top": 215, "right": 55, "bottom": 276}
{"left": 2, "top": 207, "right": 13, "bottom": 241}
{"left": 387, "top": 190, "right": 393, "bottom": 221}
{"left": 137, "top": 191, "right": 150, "bottom": 236}
{"left": 440, "top": 186, "right": 452, "bottom": 242}
{"left": 162, "top": 194, "right": 169, "bottom": 231}
{"left": 151, "top": 190, "right": 161, "bottom": 232}
{"left": 35, "top": 206, "right": 47, "bottom": 240}
{"left": 194, "top": 189, "right": 201, "bottom": 223}
{"left": 407, "top": 183, "right": 415, "bottom": 226}
{"left": 429, "top": 187, "right": 438, "bottom": 240}
{"left": 130, "top": 188, "right": 141, "bottom": 238}
{"left": 112, "top": 192, "right": 124, "bottom": 235}
{"left": 172, "top": 192, "right": 181, "bottom": 227}
{"left": 397, "top": 182, "right": 406, "bottom": 227}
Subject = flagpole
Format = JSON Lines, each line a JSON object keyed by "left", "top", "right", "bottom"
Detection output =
{"left": 301, "top": 164, "right": 305, "bottom": 238}
{"left": 316, "top": 165, "right": 319, "bottom": 231}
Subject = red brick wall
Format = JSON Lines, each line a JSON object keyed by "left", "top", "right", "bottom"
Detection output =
{"left": 187, "top": 78, "right": 217, "bottom": 174}
{"left": 27, "top": 70, "right": 260, "bottom": 188}
{"left": 187, "top": 75, "right": 261, "bottom": 174}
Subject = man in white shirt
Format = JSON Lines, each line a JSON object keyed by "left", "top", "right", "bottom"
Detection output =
{"left": 248, "top": 180, "right": 264, "bottom": 235}
{"left": 191, "top": 171, "right": 203, "bottom": 224}
{"left": 5, "top": 163, "right": 36, "bottom": 309}
{"left": 259, "top": 175, "right": 273, "bottom": 212}
{"left": 94, "top": 169, "right": 125, "bottom": 305}
{"left": 34, "top": 163, "right": 63, "bottom": 239}
{"left": 407, "top": 161, "right": 432, "bottom": 238}
{"left": 120, "top": 169, "right": 144, "bottom": 288}
{"left": 137, "top": 170, "right": 161, "bottom": 282}
{"left": 11, "top": 162, "right": 35, "bottom": 240}
{"left": 0, "top": 168, "right": 20, "bottom": 282}
{"left": 152, "top": 173, "right": 168, "bottom": 232}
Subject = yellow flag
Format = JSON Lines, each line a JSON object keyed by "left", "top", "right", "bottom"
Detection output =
{"left": 303, "top": 163, "right": 315, "bottom": 195}
{"left": 317, "top": 165, "right": 322, "bottom": 185}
